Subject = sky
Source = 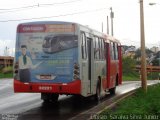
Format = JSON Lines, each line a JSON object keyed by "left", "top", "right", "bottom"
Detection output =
{"left": 0, "top": 0, "right": 160, "bottom": 56}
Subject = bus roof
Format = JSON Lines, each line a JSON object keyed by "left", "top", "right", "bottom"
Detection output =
{"left": 18, "top": 21, "right": 76, "bottom": 26}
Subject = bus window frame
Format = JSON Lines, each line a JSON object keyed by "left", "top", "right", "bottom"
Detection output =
{"left": 81, "top": 32, "right": 87, "bottom": 60}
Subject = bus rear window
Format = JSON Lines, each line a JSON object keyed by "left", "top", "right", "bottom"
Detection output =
{"left": 42, "top": 34, "right": 78, "bottom": 53}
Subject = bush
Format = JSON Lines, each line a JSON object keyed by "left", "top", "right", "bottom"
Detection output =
{"left": 147, "top": 72, "right": 159, "bottom": 80}
{"left": 122, "top": 57, "right": 136, "bottom": 74}
{"left": 2, "top": 66, "right": 13, "bottom": 74}
{"left": 0, "top": 65, "right": 4, "bottom": 71}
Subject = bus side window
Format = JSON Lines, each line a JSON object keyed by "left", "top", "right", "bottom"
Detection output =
{"left": 110, "top": 42, "right": 114, "bottom": 60}
{"left": 81, "top": 32, "right": 87, "bottom": 59}
{"left": 101, "top": 39, "right": 105, "bottom": 59}
{"left": 100, "top": 38, "right": 104, "bottom": 60}
{"left": 98, "top": 38, "right": 101, "bottom": 60}
{"left": 114, "top": 43, "right": 118, "bottom": 60}
{"left": 104, "top": 40, "right": 107, "bottom": 59}
{"left": 111, "top": 42, "right": 118, "bottom": 60}
{"left": 95, "top": 37, "right": 100, "bottom": 60}
{"left": 113, "top": 42, "right": 115, "bottom": 60}
{"left": 93, "top": 36, "right": 96, "bottom": 59}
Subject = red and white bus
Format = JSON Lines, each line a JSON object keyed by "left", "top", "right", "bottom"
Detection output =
{"left": 14, "top": 21, "right": 122, "bottom": 102}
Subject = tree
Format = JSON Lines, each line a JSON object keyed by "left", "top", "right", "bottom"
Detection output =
{"left": 134, "top": 48, "right": 141, "bottom": 59}
{"left": 134, "top": 48, "right": 153, "bottom": 59}
{"left": 152, "top": 59, "right": 160, "bottom": 66}
{"left": 122, "top": 57, "right": 136, "bottom": 74}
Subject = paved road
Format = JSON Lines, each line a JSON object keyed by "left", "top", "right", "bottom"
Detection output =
{"left": 0, "top": 79, "right": 159, "bottom": 120}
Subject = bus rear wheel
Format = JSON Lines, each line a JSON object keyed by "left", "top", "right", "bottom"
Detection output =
{"left": 41, "top": 93, "right": 59, "bottom": 102}
{"left": 109, "top": 76, "right": 118, "bottom": 95}
{"left": 109, "top": 87, "right": 116, "bottom": 95}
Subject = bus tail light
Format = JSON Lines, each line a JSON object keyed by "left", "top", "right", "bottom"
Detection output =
{"left": 73, "top": 74, "right": 80, "bottom": 79}
{"left": 73, "top": 63, "right": 80, "bottom": 80}
{"left": 74, "top": 63, "right": 79, "bottom": 69}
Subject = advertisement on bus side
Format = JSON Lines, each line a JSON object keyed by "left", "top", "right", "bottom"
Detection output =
{"left": 15, "top": 24, "right": 78, "bottom": 83}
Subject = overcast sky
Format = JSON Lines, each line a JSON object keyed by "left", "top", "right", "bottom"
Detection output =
{"left": 0, "top": 0, "right": 160, "bottom": 56}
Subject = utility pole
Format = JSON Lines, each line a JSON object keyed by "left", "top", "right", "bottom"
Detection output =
{"left": 110, "top": 7, "right": 114, "bottom": 36}
{"left": 159, "top": 42, "right": 160, "bottom": 80}
{"left": 159, "top": 42, "right": 160, "bottom": 66}
{"left": 107, "top": 16, "right": 109, "bottom": 35}
{"left": 140, "top": 0, "right": 147, "bottom": 92}
{"left": 102, "top": 22, "right": 103, "bottom": 33}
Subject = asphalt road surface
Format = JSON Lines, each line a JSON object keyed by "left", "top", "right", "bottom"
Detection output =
{"left": 0, "top": 79, "right": 159, "bottom": 120}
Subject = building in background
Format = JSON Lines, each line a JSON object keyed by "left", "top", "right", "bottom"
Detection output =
{"left": 122, "top": 45, "right": 136, "bottom": 58}
{"left": 0, "top": 56, "right": 14, "bottom": 68}
{"left": 150, "top": 46, "right": 159, "bottom": 53}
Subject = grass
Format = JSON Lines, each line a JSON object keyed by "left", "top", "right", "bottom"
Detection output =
{"left": 0, "top": 66, "right": 13, "bottom": 79}
{"left": 1, "top": 66, "right": 13, "bottom": 73}
{"left": 123, "top": 72, "right": 159, "bottom": 81}
{"left": 0, "top": 73, "right": 13, "bottom": 78}
{"left": 147, "top": 72, "right": 159, "bottom": 80}
{"left": 100, "top": 84, "right": 160, "bottom": 118}
{"left": 123, "top": 72, "right": 140, "bottom": 81}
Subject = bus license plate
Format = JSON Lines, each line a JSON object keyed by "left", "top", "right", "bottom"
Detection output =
{"left": 40, "top": 75, "right": 51, "bottom": 80}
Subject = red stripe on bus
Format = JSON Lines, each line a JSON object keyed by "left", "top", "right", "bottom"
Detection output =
{"left": 107, "top": 43, "right": 110, "bottom": 88}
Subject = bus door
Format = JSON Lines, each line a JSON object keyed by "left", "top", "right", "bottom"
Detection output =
{"left": 87, "top": 37, "right": 94, "bottom": 93}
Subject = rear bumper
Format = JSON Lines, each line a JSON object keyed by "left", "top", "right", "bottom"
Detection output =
{"left": 14, "top": 80, "right": 81, "bottom": 95}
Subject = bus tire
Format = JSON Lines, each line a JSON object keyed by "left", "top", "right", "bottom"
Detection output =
{"left": 51, "top": 94, "right": 59, "bottom": 102}
{"left": 109, "top": 87, "right": 116, "bottom": 95}
{"left": 41, "top": 93, "right": 59, "bottom": 103}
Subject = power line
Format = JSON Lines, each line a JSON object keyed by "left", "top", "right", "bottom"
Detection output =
{"left": 0, "top": 0, "right": 82, "bottom": 14}
{"left": 0, "top": 5, "right": 38, "bottom": 11}
{"left": 0, "top": 7, "right": 107, "bottom": 22}
{"left": 0, "top": 0, "right": 81, "bottom": 10}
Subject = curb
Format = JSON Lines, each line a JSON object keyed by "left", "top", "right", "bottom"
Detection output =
{"left": 69, "top": 90, "right": 136, "bottom": 120}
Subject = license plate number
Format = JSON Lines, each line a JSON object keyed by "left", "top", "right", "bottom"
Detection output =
{"left": 40, "top": 75, "right": 51, "bottom": 80}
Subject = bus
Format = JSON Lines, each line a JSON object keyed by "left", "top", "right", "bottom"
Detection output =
{"left": 14, "top": 21, "right": 122, "bottom": 102}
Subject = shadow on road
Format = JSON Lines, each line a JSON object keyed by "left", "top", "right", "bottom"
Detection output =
{"left": 18, "top": 94, "right": 113, "bottom": 120}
